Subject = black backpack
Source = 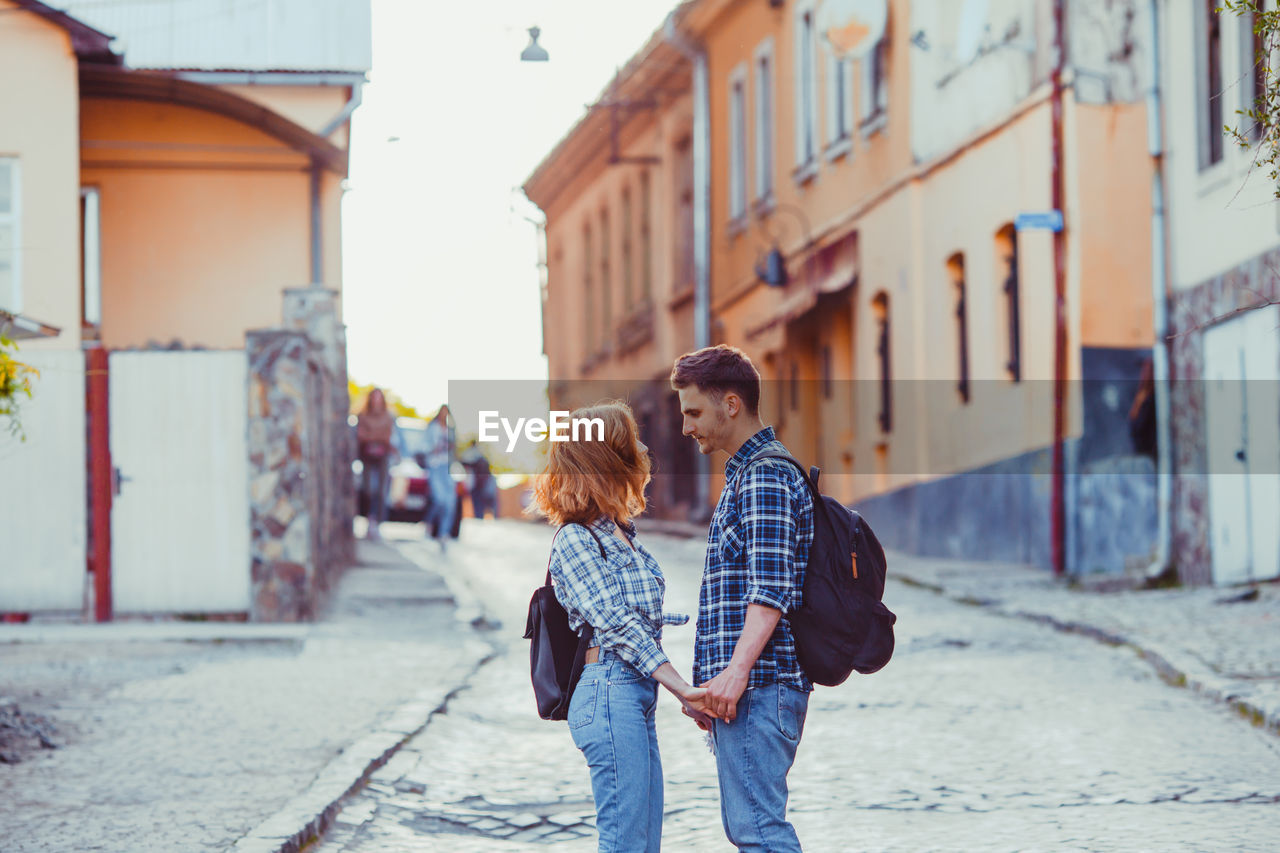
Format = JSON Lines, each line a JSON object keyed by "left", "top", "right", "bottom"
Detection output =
{"left": 750, "top": 452, "right": 897, "bottom": 686}
{"left": 523, "top": 525, "right": 605, "bottom": 720}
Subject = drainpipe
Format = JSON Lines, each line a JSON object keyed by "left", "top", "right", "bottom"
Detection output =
{"left": 1146, "top": 0, "right": 1173, "bottom": 581}
{"left": 665, "top": 10, "right": 712, "bottom": 516}
{"left": 310, "top": 159, "right": 323, "bottom": 286}
{"left": 1050, "top": 0, "right": 1069, "bottom": 577}
{"left": 319, "top": 81, "right": 364, "bottom": 140}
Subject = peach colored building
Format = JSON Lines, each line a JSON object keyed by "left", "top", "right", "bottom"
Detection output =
{"left": 528, "top": 0, "right": 1164, "bottom": 578}
{"left": 0, "top": 0, "right": 368, "bottom": 615}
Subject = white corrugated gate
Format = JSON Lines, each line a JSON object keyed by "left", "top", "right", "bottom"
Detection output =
{"left": 0, "top": 350, "right": 87, "bottom": 612}
{"left": 109, "top": 350, "right": 251, "bottom": 613}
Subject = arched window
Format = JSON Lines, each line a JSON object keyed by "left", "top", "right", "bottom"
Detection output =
{"left": 996, "top": 224, "right": 1021, "bottom": 382}
{"left": 872, "top": 292, "right": 891, "bottom": 432}
{"left": 639, "top": 171, "right": 653, "bottom": 302}
{"left": 948, "top": 253, "right": 969, "bottom": 403}
{"left": 583, "top": 224, "right": 594, "bottom": 355}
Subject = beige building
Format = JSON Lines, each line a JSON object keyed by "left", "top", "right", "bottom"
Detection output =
{"left": 528, "top": 0, "right": 1166, "bottom": 578}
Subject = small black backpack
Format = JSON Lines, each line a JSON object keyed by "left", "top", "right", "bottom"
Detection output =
{"left": 523, "top": 525, "right": 605, "bottom": 720}
{"left": 751, "top": 452, "right": 897, "bottom": 686}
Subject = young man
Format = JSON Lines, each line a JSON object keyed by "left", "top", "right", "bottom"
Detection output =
{"left": 671, "top": 344, "right": 814, "bottom": 852}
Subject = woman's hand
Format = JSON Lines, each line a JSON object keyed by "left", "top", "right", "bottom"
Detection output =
{"left": 681, "top": 701, "right": 716, "bottom": 731}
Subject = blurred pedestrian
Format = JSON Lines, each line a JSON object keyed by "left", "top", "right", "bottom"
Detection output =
{"left": 356, "top": 388, "right": 394, "bottom": 541}
{"left": 461, "top": 440, "right": 498, "bottom": 520}
{"left": 423, "top": 405, "right": 456, "bottom": 553}
{"left": 532, "top": 401, "right": 717, "bottom": 852}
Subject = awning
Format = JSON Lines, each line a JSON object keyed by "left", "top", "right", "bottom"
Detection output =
{"left": 0, "top": 311, "right": 61, "bottom": 341}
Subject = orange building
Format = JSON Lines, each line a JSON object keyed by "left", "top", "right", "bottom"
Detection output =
{"left": 531, "top": 0, "right": 1161, "bottom": 577}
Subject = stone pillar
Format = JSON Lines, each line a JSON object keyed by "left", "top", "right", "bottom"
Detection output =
{"left": 246, "top": 330, "right": 321, "bottom": 621}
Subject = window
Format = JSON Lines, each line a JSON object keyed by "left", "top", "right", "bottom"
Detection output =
{"left": 948, "top": 254, "right": 970, "bottom": 404}
{"left": 621, "top": 187, "right": 634, "bottom": 311}
{"left": 639, "top": 171, "right": 653, "bottom": 301}
{"left": 82, "top": 187, "right": 102, "bottom": 328}
{"left": 872, "top": 292, "right": 891, "bottom": 432}
{"left": 729, "top": 65, "right": 749, "bottom": 222}
{"left": 859, "top": 37, "right": 888, "bottom": 131}
{"left": 583, "top": 225, "right": 595, "bottom": 355}
{"left": 826, "top": 52, "right": 853, "bottom": 148}
{"left": 996, "top": 225, "right": 1021, "bottom": 382}
{"left": 754, "top": 39, "right": 776, "bottom": 202}
{"left": 822, "top": 345, "right": 833, "bottom": 399}
{"left": 1241, "top": 4, "right": 1269, "bottom": 142}
{"left": 0, "top": 158, "right": 20, "bottom": 313}
{"left": 794, "top": 6, "right": 818, "bottom": 170}
{"left": 600, "top": 208, "right": 612, "bottom": 342}
{"left": 1199, "top": 0, "right": 1225, "bottom": 169}
{"left": 674, "top": 136, "right": 695, "bottom": 292}
{"left": 790, "top": 361, "right": 799, "bottom": 411}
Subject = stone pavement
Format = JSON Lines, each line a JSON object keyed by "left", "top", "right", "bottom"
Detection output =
{"left": 883, "top": 550, "right": 1280, "bottom": 737}
{"left": 644, "top": 518, "right": 1280, "bottom": 738}
{"left": 0, "top": 536, "right": 491, "bottom": 853}
{"left": 312, "top": 521, "right": 1280, "bottom": 852}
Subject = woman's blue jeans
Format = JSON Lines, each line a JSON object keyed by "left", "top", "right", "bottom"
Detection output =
{"left": 568, "top": 650, "right": 663, "bottom": 852}
{"left": 711, "top": 683, "right": 809, "bottom": 852}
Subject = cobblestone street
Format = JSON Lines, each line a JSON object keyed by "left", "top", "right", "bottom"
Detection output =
{"left": 314, "top": 521, "right": 1280, "bottom": 852}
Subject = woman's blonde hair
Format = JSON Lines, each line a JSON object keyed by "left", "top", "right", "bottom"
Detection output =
{"left": 531, "top": 401, "right": 650, "bottom": 526}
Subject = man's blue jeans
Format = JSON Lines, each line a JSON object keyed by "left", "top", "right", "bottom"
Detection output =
{"left": 568, "top": 650, "right": 663, "bottom": 852}
{"left": 712, "top": 683, "right": 809, "bottom": 852}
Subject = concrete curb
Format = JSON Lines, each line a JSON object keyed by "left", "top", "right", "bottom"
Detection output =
{"left": 230, "top": 642, "right": 495, "bottom": 853}
{"left": 231, "top": 540, "right": 507, "bottom": 853}
{"left": 893, "top": 571, "right": 1280, "bottom": 737}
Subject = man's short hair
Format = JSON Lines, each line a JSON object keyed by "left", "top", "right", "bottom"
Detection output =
{"left": 670, "top": 344, "right": 761, "bottom": 416}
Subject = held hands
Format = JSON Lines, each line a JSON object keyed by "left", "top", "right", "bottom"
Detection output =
{"left": 679, "top": 686, "right": 718, "bottom": 731}
{"left": 699, "top": 664, "right": 749, "bottom": 723}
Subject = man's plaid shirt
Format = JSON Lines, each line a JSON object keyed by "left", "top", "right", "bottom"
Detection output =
{"left": 550, "top": 516, "right": 689, "bottom": 676}
{"left": 694, "top": 427, "right": 814, "bottom": 692}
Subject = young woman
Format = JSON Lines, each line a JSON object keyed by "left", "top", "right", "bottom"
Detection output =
{"left": 532, "top": 401, "right": 717, "bottom": 853}
{"left": 355, "top": 388, "right": 394, "bottom": 540}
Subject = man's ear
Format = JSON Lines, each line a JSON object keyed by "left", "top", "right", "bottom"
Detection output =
{"left": 723, "top": 392, "right": 742, "bottom": 418}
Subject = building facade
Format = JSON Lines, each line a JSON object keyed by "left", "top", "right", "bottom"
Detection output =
{"left": 530, "top": 0, "right": 1166, "bottom": 578}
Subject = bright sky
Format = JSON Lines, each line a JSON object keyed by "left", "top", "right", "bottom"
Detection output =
{"left": 342, "top": 0, "right": 680, "bottom": 416}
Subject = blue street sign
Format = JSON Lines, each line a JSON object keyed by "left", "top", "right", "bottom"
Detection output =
{"left": 1015, "top": 211, "right": 1064, "bottom": 232}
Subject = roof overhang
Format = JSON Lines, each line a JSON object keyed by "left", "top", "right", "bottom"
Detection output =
{"left": 9, "top": 0, "right": 120, "bottom": 64}
{"left": 78, "top": 65, "right": 349, "bottom": 174}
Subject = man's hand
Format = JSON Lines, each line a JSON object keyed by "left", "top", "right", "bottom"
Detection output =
{"left": 701, "top": 664, "right": 749, "bottom": 722}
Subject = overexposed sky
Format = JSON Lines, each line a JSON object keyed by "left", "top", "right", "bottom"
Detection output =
{"left": 342, "top": 0, "right": 680, "bottom": 414}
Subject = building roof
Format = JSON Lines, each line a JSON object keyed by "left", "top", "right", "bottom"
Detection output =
{"left": 6, "top": 0, "right": 120, "bottom": 63}
{"left": 57, "top": 0, "right": 371, "bottom": 73}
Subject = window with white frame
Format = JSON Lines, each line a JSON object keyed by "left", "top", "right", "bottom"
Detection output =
{"left": 754, "top": 38, "right": 776, "bottom": 202}
{"left": 794, "top": 4, "right": 819, "bottom": 170}
{"left": 0, "top": 158, "right": 20, "bottom": 313}
{"left": 729, "top": 64, "right": 749, "bottom": 222}
{"left": 82, "top": 187, "right": 102, "bottom": 327}
{"left": 859, "top": 36, "right": 888, "bottom": 130}
{"left": 826, "top": 50, "right": 854, "bottom": 149}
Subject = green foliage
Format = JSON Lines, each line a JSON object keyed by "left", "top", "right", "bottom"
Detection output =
{"left": 0, "top": 334, "right": 38, "bottom": 440}
{"left": 348, "top": 378, "right": 424, "bottom": 419}
{"left": 1222, "top": 2, "right": 1280, "bottom": 195}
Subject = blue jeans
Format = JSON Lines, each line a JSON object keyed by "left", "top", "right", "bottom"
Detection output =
{"left": 424, "top": 473, "right": 454, "bottom": 539}
{"left": 712, "top": 683, "right": 809, "bottom": 852}
{"left": 362, "top": 457, "right": 389, "bottom": 524}
{"left": 568, "top": 649, "right": 663, "bottom": 852}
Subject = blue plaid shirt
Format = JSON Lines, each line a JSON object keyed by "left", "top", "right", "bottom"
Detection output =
{"left": 549, "top": 516, "right": 689, "bottom": 675}
{"left": 694, "top": 428, "right": 814, "bottom": 692}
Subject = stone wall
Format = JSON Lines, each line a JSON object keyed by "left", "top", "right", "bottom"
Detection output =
{"left": 245, "top": 289, "right": 353, "bottom": 621}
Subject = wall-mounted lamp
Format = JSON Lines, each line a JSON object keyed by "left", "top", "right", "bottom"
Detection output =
{"left": 520, "top": 26, "right": 549, "bottom": 62}
{"left": 756, "top": 247, "right": 788, "bottom": 287}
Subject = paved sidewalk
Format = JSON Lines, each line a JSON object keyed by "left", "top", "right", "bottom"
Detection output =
{"left": 638, "top": 518, "right": 1280, "bottom": 737}
{"left": 0, "top": 537, "right": 491, "bottom": 853}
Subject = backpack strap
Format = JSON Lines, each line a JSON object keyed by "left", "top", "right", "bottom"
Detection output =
{"left": 745, "top": 451, "right": 831, "bottom": 525}
{"left": 547, "top": 522, "right": 608, "bottom": 666}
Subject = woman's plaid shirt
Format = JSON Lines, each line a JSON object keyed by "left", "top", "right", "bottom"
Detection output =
{"left": 694, "top": 427, "right": 814, "bottom": 693}
{"left": 549, "top": 516, "right": 689, "bottom": 676}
